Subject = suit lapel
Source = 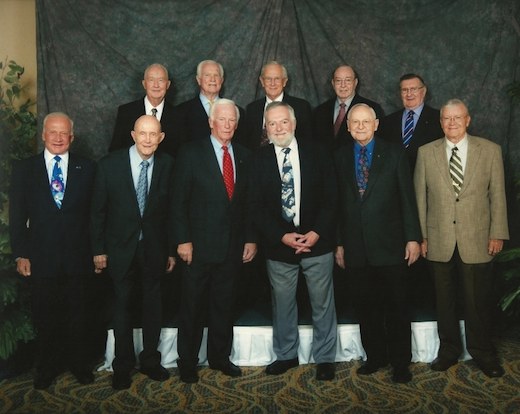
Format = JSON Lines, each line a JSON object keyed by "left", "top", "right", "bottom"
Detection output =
{"left": 459, "top": 135, "right": 480, "bottom": 196}
{"left": 432, "top": 139, "right": 453, "bottom": 190}
{"left": 362, "top": 139, "right": 384, "bottom": 200}
{"left": 202, "top": 138, "right": 230, "bottom": 201}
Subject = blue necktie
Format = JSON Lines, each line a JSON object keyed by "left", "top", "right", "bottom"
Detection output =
{"left": 136, "top": 160, "right": 149, "bottom": 216}
{"left": 357, "top": 146, "right": 369, "bottom": 196}
{"left": 281, "top": 148, "right": 295, "bottom": 222}
{"left": 402, "top": 110, "right": 415, "bottom": 148}
{"left": 50, "top": 155, "right": 65, "bottom": 208}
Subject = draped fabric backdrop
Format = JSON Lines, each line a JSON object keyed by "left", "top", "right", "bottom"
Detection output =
{"left": 36, "top": 0, "right": 520, "bottom": 236}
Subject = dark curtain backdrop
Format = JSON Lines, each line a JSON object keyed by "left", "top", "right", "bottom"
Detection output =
{"left": 36, "top": 0, "right": 520, "bottom": 235}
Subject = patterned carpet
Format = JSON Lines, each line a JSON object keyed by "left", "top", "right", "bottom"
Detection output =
{"left": 1, "top": 330, "right": 519, "bottom": 414}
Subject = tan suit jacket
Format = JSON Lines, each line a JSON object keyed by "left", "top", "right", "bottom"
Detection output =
{"left": 414, "top": 134, "right": 509, "bottom": 264}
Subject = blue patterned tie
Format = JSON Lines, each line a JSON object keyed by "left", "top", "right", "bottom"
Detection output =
{"left": 402, "top": 110, "right": 415, "bottom": 148}
{"left": 136, "top": 160, "right": 149, "bottom": 216}
{"left": 50, "top": 155, "right": 65, "bottom": 208}
{"left": 357, "top": 146, "right": 369, "bottom": 196}
{"left": 281, "top": 148, "right": 295, "bottom": 222}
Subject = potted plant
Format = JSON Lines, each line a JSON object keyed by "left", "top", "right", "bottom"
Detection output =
{"left": 0, "top": 58, "right": 37, "bottom": 379}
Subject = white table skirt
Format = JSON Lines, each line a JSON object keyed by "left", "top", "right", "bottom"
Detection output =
{"left": 98, "top": 321, "right": 471, "bottom": 371}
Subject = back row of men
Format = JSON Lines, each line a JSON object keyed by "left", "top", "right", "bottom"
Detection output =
{"left": 10, "top": 60, "right": 508, "bottom": 391}
{"left": 109, "top": 60, "right": 443, "bottom": 170}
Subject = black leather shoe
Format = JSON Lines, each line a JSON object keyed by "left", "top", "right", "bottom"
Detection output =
{"left": 141, "top": 365, "right": 170, "bottom": 381}
{"left": 72, "top": 369, "right": 94, "bottom": 385}
{"left": 34, "top": 371, "right": 58, "bottom": 390}
{"left": 474, "top": 360, "right": 504, "bottom": 378}
{"left": 265, "top": 358, "right": 299, "bottom": 375}
{"left": 179, "top": 366, "right": 199, "bottom": 383}
{"left": 316, "top": 363, "right": 335, "bottom": 381}
{"left": 392, "top": 365, "right": 412, "bottom": 383}
{"left": 112, "top": 371, "right": 131, "bottom": 390}
{"left": 357, "top": 361, "right": 386, "bottom": 375}
{"left": 430, "top": 357, "right": 458, "bottom": 372}
{"left": 210, "top": 361, "right": 242, "bottom": 377}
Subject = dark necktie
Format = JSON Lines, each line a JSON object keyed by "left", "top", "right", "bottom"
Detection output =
{"left": 281, "top": 148, "right": 295, "bottom": 222}
{"left": 151, "top": 108, "right": 157, "bottom": 117}
{"left": 222, "top": 146, "right": 234, "bottom": 200}
{"left": 334, "top": 103, "right": 347, "bottom": 137}
{"left": 136, "top": 160, "right": 149, "bottom": 216}
{"left": 402, "top": 110, "right": 415, "bottom": 148}
{"left": 50, "top": 155, "right": 65, "bottom": 208}
{"left": 357, "top": 146, "right": 369, "bottom": 196}
{"left": 449, "top": 147, "right": 463, "bottom": 195}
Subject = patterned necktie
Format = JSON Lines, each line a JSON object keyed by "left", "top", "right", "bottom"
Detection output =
{"left": 151, "top": 108, "right": 157, "bottom": 117}
{"left": 50, "top": 155, "right": 65, "bottom": 208}
{"left": 281, "top": 148, "right": 295, "bottom": 222}
{"left": 402, "top": 110, "right": 415, "bottom": 148}
{"left": 136, "top": 160, "right": 149, "bottom": 216}
{"left": 222, "top": 146, "right": 234, "bottom": 200}
{"left": 449, "top": 147, "right": 463, "bottom": 195}
{"left": 334, "top": 103, "right": 347, "bottom": 137}
{"left": 357, "top": 146, "right": 369, "bottom": 196}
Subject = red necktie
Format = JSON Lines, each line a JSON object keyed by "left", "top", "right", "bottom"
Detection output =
{"left": 222, "top": 145, "right": 234, "bottom": 199}
{"left": 333, "top": 102, "right": 347, "bottom": 137}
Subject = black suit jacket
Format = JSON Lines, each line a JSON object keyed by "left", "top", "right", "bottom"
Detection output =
{"left": 171, "top": 137, "right": 253, "bottom": 264}
{"left": 241, "top": 94, "right": 313, "bottom": 150}
{"left": 249, "top": 139, "right": 337, "bottom": 263}
{"left": 90, "top": 149, "right": 175, "bottom": 279}
{"left": 334, "top": 137, "right": 421, "bottom": 267}
{"left": 173, "top": 96, "right": 246, "bottom": 144}
{"left": 312, "top": 94, "right": 384, "bottom": 149}
{"left": 9, "top": 152, "right": 96, "bottom": 278}
{"left": 109, "top": 97, "right": 178, "bottom": 156}
{"left": 378, "top": 104, "right": 443, "bottom": 171}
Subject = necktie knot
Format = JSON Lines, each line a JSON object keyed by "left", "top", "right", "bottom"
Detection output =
{"left": 282, "top": 147, "right": 291, "bottom": 155}
{"left": 151, "top": 108, "right": 157, "bottom": 117}
{"left": 54, "top": 155, "right": 61, "bottom": 163}
{"left": 141, "top": 160, "right": 149, "bottom": 169}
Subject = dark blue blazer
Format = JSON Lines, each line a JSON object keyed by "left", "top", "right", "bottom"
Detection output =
{"left": 9, "top": 152, "right": 96, "bottom": 278}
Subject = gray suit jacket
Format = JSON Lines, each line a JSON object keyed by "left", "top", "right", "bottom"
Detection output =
{"left": 414, "top": 135, "right": 509, "bottom": 264}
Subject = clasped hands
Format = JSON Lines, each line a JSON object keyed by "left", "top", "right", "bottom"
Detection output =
{"left": 282, "top": 231, "right": 319, "bottom": 254}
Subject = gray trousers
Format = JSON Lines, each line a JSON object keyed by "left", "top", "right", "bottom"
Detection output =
{"left": 266, "top": 252, "right": 337, "bottom": 363}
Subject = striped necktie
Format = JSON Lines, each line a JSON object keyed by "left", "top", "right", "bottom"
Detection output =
{"left": 449, "top": 147, "right": 463, "bottom": 195}
{"left": 402, "top": 110, "right": 415, "bottom": 148}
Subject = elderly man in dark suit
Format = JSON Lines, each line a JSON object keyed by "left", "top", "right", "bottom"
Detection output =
{"left": 415, "top": 99, "right": 509, "bottom": 377}
{"left": 109, "top": 63, "right": 178, "bottom": 156}
{"left": 335, "top": 103, "right": 422, "bottom": 383}
{"left": 313, "top": 65, "right": 384, "bottom": 149}
{"left": 249, "top": 102, "right": 338, "bottom": 380}
{"left": 241, "top": 61, "right": 312, "bottom": 149}
{"left": 91, "top": 115, "right": 176, "bottom": 390}
{"left": 172, "top": 99, "right": 256, "bottom": 384}
{"left": 173, "top": 60, "right": 246, "bottom": 144}
{"left": 378, "top": 73, "right": 443, "bottom": 171}
{"left": 9, "top": 112, "right": 96, "bottom": 389}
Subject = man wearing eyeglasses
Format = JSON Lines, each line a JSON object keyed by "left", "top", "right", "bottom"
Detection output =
{"left": 414, "top": 99, "right": 509, "bottom": 378}
{"left": 313, "top": 65, "right": 384, "bottom": 149}
{"left": 379, "top": 73, "right": 443, "bottom": 171}
{"left": 241, "top": 61, "right": 312, "bottom": 149}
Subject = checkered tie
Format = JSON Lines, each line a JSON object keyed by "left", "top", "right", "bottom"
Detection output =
{"left": 449, "top": 147, "right": 463, "bottom": 195}
{"left": 281, "top": 148, "right": 295, "bottom": 222}
{"left": 402, "top": 110, "right": 415, "bottom": 148}
{"left": 136, "top": 160, "right": 149, "bottom": 216}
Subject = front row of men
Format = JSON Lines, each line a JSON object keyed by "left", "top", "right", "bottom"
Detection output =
{"left": 9, "top": 97, "right": 508, "bottom": 391}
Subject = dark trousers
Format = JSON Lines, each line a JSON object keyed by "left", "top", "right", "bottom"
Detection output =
{"left": 31, "top": 273, "right": 88, "bottom": 374}
{"left": 348, "top": 264, "right": 411, "bottom": 367}
{"left": 111, "top": 243, "right": 162, "bottom": 374}
{"left": 429, "top": 248, "right": 496, "bottom": 363}
{"left": 177, "top": 256, "right": 241, "bottom": 368}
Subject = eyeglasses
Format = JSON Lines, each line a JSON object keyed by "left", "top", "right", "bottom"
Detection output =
{"left": 400, "top": 86, "right": 424, "bottom": 94}
{"left": 441, "top": 115, "right": 467, "bottom": 123}
{"left": 334, "top": 78, "right": 356, "bottom": 85}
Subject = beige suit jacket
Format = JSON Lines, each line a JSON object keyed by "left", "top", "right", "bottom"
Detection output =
{"left": 414, "top": 135, "right": 509, "bottom": 264}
